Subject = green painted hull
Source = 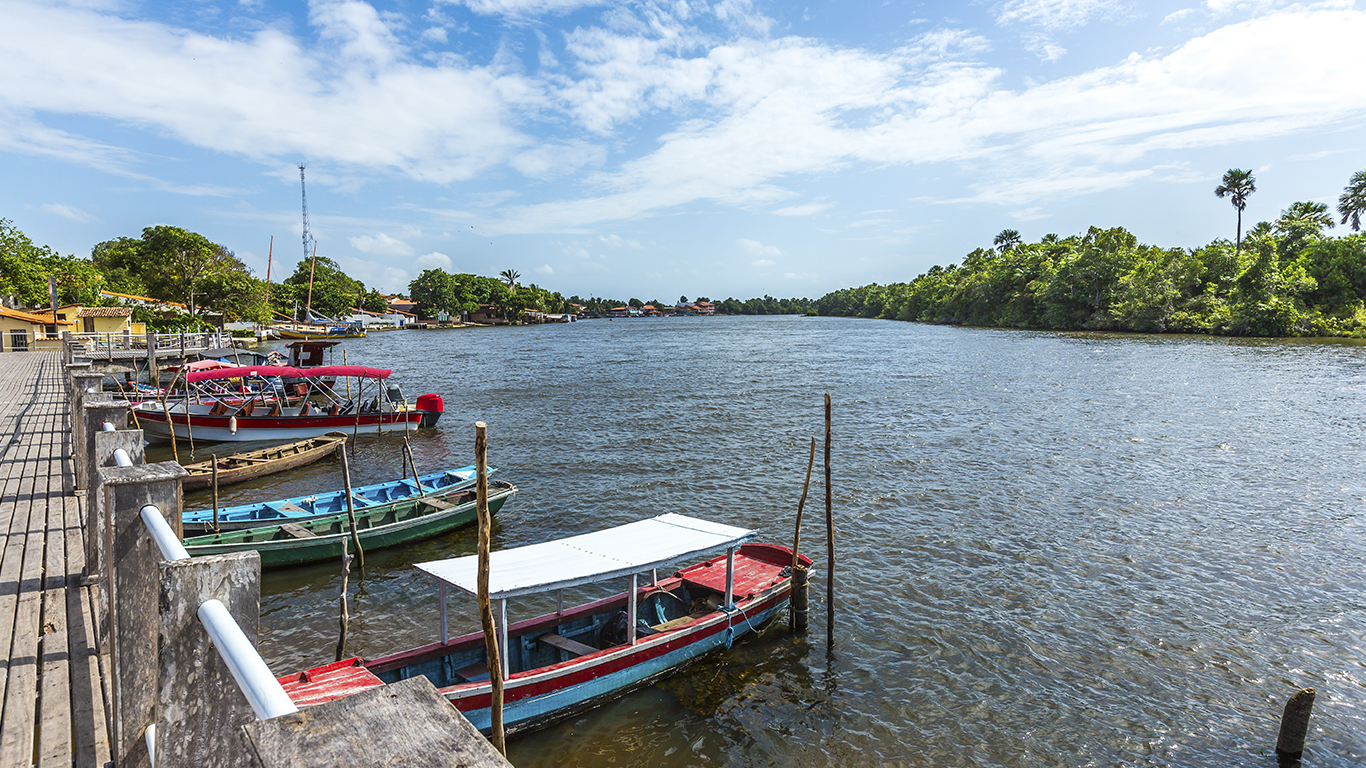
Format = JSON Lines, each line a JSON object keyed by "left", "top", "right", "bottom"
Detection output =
{"left": 183, "top": 483, "right": 515, "bottom": 568}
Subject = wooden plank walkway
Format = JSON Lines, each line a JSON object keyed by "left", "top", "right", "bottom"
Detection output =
{"left": 0, "top": 351, "right": 111, "bottom": 768}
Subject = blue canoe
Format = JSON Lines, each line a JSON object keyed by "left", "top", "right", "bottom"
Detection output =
{"left": 182, "top": 466, "right": 496, "bottom": 533}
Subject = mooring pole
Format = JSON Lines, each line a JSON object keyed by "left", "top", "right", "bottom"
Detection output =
{"left": 475, "top": 421, "right": 505, "bottom": 754}
{"left": 339, "top": 445, "right": 364, "bottom": 568}
{"left": 825, "top": 392, "right": 834, "bottom": 645}
{"left": 1276, "top": 687, "right": 1315, "bottom": 763}
{"left": 335, "top": 538, "right": 352, "bottom": 662}
{"left": 405, "top": 436, "right": 425, "bottom": 494}
{"left": 791, "top": 437, "right": 815, "bottom": 634}
{"left": 211, "top": 457, "right": 220, "bottom": 532}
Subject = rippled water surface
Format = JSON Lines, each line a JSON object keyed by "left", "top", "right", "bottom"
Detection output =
{"left": 169, "top": 317, "right": 1366, "bottom": 767}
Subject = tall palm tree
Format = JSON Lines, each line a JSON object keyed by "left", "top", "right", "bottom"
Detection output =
{"left": 1215, "top": 168, "right": 1256, "bottom": 256}
{"left": 1339, "top": 169, "right": 1366, "bottom": 232}
{"left": 499, "top": 268, "right": 520, "bottom": 288}
{"left": 993, "top": 229, "right": 1022, "bottom": 253}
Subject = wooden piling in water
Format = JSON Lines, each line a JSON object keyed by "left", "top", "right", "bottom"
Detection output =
{"left": 474, "top": 421, "right": 505, "bottom": 755}
{"left": 791, "top": 436, "right": 815, "bottom": 634}
{"left": 338, "top": 446, "right": 364, "bottom": 568}
{"left": 211, "top": 458, "right": 220, "bottom": 532}
{"left": 1276, "top": 687, "right": 1315, "bottom": 762}
{"left": 334, "top": 539, "right": 352, "bottom": 662}
{"left": 404, "top": 437, "right": 425, "bottom": 494}
{"left": 824, "top": 392, "right": 835, "bottom": 644}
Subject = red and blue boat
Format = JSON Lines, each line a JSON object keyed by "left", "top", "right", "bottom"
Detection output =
{"left": 277, "top": 513, "right": 811, "bottom": 735}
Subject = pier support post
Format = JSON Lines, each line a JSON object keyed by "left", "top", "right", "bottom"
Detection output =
{"left": 156, "top": 552, "right": 261, "bottom": 768}
{"left": 242, "top": 676, "right": 513, "bottom": 768}
{"left": 1276, "top": 687, "right": 1315, "bottom": 763}
{"left": 146, "top": 329, "right": 158, "bottom": 382}
{"left": 90, "top": 427, "right": 144, "bottom": 639}
{"left": 71, "top": 371, "right": 105, "bottom": 490}
{"left": 65, "top": 360, "right": 91, "bottom": 398}
{"left": 100, "top": 461, "right": 189, "bottom": 768}
{"left": 82, "top": 395, "right": 130, "bottom": 494}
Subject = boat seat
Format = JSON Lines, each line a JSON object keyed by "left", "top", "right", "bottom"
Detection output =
{"left": 539, "top": 633, "right": 597, "bottom": 657}
{"left": 651, "top": 616, "right": 696, "bottom": 632}
{"left": 278, "top": 523, "right": 317, "bottom": 539}
{"left": 452, "top": 662, "right": 490, "bottom": 682}
{"left": 338, "top": 401, "right": 355, "bottom": 416}
{"left": 298, "top": 402, "right": 311, "bottom": 417}
{"left": 417, "top": 498, "right": 454, "bottom": 512}
{"left": 327, "top": 403, "right": 340, "bottom": 416}
{"left": 266, "top": 401, "right": 282, "bottom": 417}
{"left": 209, "top": 401, "right": 229, "bottom": 416}
{"left": 238, "top": 401, "right": 255, "bottom": 417}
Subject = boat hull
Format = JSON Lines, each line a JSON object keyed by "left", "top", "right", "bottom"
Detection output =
{"left": 133, "top": 405, "right": 437, "bottom": 442}
{"left": 183, "top": 484, "right": 514, "bottom": 567}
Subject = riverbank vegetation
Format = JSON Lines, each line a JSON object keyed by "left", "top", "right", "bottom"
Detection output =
{"left": 816, "top": 171, "right": 1366, "bottom": 337}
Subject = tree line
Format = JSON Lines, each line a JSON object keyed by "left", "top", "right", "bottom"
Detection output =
{"left": 815, "top": 169, "right": 1366, "bottom": 337}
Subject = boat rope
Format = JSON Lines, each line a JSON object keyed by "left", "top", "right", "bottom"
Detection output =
{"left": 719, "top": 604, "right": 755, "bottom": 649}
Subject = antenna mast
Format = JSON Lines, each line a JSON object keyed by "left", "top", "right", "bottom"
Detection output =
{"left": 299, "top": 163, "right": 312, "bottom": 265}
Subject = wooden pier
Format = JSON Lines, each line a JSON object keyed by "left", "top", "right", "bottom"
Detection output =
{"left": 0, "top": 351, "right": 111, "bottom": 767}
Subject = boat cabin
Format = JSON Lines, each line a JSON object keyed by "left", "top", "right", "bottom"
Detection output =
{"left": 286, "top": 340, "right": 340, "bottom": 368}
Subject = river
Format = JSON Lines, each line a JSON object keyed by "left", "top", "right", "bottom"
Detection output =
{"left": 169, "top": 316, "right": 1366, "bottom": 767}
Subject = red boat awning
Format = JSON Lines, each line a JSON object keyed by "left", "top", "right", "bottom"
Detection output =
{"left": 187, "top": 365, "right": 392, "bottom": 383}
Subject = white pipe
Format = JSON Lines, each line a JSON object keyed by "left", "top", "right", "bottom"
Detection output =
{"left": 103, "top": 422, "right": 116, "bottom": 432}
{"left": 197, "top": 600, "right": 300, "bottom": 720}
{"left": 145, "top": 723, "right": 156, "bottom": 768}
{"left": 113, "top": 448, "right": 133, "bottom": 468}
{"left": 140, "top": 505, "right": 190, "bottom": 561}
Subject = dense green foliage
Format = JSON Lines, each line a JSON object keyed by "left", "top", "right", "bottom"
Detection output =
{"left": 713, "top": 296, "right": 814, "bottom": 315}
{"left": 409, "top": 269, "right": 568, "bottom": 318}
{"left": 0, "top": 218, "right": 105, "bottom": 306}
{"left": 816, "top": 219, "right": 1366, "bottom": 336}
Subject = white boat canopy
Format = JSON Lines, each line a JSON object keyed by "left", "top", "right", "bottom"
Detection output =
{"left": 415, "top": 513, "right": 757, "bottom": 601}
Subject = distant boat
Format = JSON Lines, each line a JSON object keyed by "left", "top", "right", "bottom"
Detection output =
{"left": 275, "top": 322, "right": 366, "bottom": 340}
{"left": 181, "top": 463, "right": 492, "bottom": 532}
{"left": 274, "top": 513, "right": 811, "bottom": 734}
{"left": 179, "top": 433, "right": 348, "bottom": 494}
{"left": 182, "top": 481, "right": 516, "bottom": 568}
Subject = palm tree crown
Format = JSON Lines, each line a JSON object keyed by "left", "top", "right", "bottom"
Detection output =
{"left": 993, "top": 228, "right": 1022, "bottom": 253}
{"left": 1339, "top": 170, "right": 1366, "bottom": 232}
{"left": 499, "top": 268, "right": 520, "bottom": 288}
{"left": 1274, "top": 201, "right": 1334, "bottom": 240}
{"left": 1215, "top": 168, "right": 1256, "bottom": 254}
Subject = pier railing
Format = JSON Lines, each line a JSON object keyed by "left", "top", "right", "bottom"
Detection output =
{"left": 63, "top": 343, "right": 511, "bottom": 768}
{"left": 60, "top": 330, "right": 224, "bottom": 362}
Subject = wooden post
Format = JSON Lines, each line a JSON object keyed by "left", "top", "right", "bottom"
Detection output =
{"left": 156, "top": 551, "right": 261, "bottom": 768}
{"left": 404, "top": 437, "right": 425, "bottom": 494}
{"left": 241, "top": 676, "right": 512, "bottom": 768}
{"left": 791, "top": 436, "right": 815, "bottom": 634}
{"left": 824, "top": 392, "right": 834, "bottom": 644}
{"left": 146, "top": 329, "right": 158, "bottom": 383}
{"left": 338, "top": 446, "right": 364, "bottom": 567}
{"left": 211, "top": 458, "right": 220, "bottom": 532}
{"left": 1276, "top": 687, "right": 1315, "bottom": 762}
{"left": 100, "top": 460, "right": 190, "bottom": 768}
{"left": 353, "top": 378, "right": 363, "bottom": 448}
{"left": 343, "top": 349, "right": 350, "bottom": 400}
{"left": 474, "top": 421, "right": 504, "bottom": 754}
{"left": 335, "top": 539, "right": 352, "bottom": 662}
{"left": 791, "top": 437, "right": 815, "bottom": 570}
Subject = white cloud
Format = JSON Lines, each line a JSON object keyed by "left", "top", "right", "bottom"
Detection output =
{"left": 751, "top": 258, "right": 775, "bottom": 267}
{"left": 997, "top": 0, "right": 1128, "bottom": 30}
{"left": 349, "top": 232, "right": 415, "bottom": 256}
{"left": 41, "top": 203, "right": 95, "bottom": 222}
{"left": 415, "top": 251, "right": 453, "bottom": 270}
{"left": 772, "top": 201, "right": 835, "bottom": 216}
{"left": 535, "top": 264, "right": 555, "bottom": 274}
{"left": 448, "top": 0, "right": 605, "bottom": 15}
{"left": 599, "top": 234, "right": 641, "bottom": 249}
{"left": 737, "top": 238, "right": 781, "bottom": 257}
{"left": 421, "top": 27, "right": 448, "bottom": 43}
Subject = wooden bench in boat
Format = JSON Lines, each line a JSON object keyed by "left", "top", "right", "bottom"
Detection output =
{"left": 539, "top": 633, "right": 597, "bottom": 657}
{"left": 276, "top": 502, "right": 309, "bottom": 515}
{"left": 451, "top": 662, "right": 490, "bottom": 682}
{"left": 278, "top": 523, "right": 317, "bottom": 539}
{"left": 417, "top": 497, "right": 454, "bottom": 512}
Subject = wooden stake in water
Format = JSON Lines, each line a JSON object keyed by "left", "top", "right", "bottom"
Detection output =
{"left": 339, "top": 445, "right": 364, "bottom": 568}
{"left": 211, "top": 457, "right": 220, "bottom": 532}
{"left": 343, "top": 349, "right": 351, "bottom": 400}
{"left": 791, "top": 437, "right": 815, "bottom": 634}
{"left": 404, "top": 436, "right": 425, "bottom": 494}
{"left": 475, "top": 421, "right": 505, "bottom": 754}
{"left": 334, "top": 538, "right": 352, "bottom": 662}
{"left": 1276, "top": 687, "right": 1315, "bottom": 762}
{"left": 825, "top": 392, "right": 835, "bottom": 645}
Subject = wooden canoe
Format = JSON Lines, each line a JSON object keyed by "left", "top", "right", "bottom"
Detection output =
{"left": 182, "top": 481, "right": 516, "bottom": 568}
{"left": 180, "top": 432, "right": 347, "bottom": 492}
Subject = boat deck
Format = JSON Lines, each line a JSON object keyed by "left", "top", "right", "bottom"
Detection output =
{"left": 0, "top": 351, "right": 112, "bottom": 767}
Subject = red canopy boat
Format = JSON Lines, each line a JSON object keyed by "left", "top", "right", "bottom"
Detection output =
{"left": 132, "top": 365, "right": 444, "bottom": 442}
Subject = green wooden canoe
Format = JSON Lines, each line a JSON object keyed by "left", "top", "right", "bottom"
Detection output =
{"left": 183, "top": 481, "right": 516, "bottom": 568}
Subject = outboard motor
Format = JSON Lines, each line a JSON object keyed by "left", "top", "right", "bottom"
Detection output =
{"left": 415, "top": 394, "right": 444, "bottom": 428}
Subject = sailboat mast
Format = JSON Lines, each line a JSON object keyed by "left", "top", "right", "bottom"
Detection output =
{"left": 306, "top": 241, "right": 317, "bottom": 321}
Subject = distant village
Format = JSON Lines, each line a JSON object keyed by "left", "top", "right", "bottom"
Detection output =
{"left": 586, "top": 300, "right": 716, "bottom": 318}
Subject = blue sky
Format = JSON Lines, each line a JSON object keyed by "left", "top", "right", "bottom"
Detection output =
{"left": 3, "top": 0, "right": 1365, "bottom": 301}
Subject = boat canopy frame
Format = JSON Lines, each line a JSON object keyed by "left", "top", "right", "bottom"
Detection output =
{"left": 414, "top": 513, "right": 757, "bottom": 678}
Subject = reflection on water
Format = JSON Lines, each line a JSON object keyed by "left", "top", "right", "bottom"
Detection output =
{"left": 159, "top": 318, "right": 1366, "bottom": 767}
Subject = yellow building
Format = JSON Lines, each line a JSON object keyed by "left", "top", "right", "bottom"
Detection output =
{"left": 54, "top": 305, "right": 144, "bottom": 336}
{"left": 0, "top": 307, "right": 76, "bottom": 352}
